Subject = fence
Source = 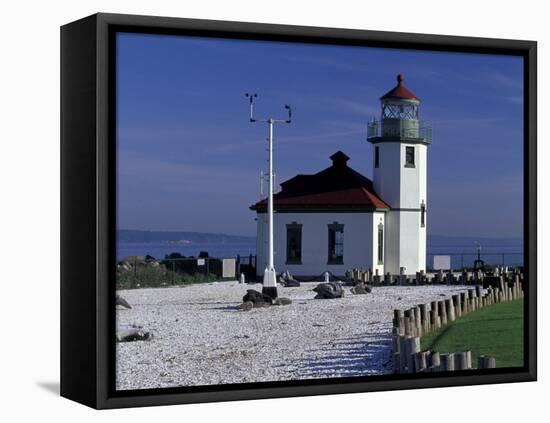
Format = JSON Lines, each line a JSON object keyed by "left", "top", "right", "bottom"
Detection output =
{"left": 116, "top": 254, "right": 257, "bottom": 289}
{"left": 391, "top": 271, "right": 524, "bottom": 373}
{"left": 427, "top": 252, "right": 524, "bottom": 270}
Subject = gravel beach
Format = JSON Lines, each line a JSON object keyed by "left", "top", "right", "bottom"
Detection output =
{"left": 116, "top": 282, "right": 468, "bottom": 390}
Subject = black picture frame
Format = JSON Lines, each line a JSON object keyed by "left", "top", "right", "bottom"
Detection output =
{"left": 60, "top": 12, "right": 537, "bottom": 409}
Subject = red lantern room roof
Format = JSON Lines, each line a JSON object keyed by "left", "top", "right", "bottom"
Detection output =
{"left": 380, "top": 74, "right": 420, "bottom": 101}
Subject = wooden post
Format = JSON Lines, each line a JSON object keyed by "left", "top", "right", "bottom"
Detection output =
{"left": 419, "top": 303, "right": 428, "bottom": 332}
{"left": 393, "top": 309, "right": 404, "bottom": 333}
{"left": 430, "top": 351, "right": 441, "bottom": 372}
{"left": 431, "top": 300, "right": 438, "bottom": 318}
{"left": 478, "top": 354, "right": 486, "bottom": 369}
{"left": 415, "top": 352, "right": 428, "bottom": 373}
{"left": 393, "top": 352, "right": 401, "bottom": 373}
{"left": 440, "top": 353, "right": 455, "bottom": 371}
{"left": 499, "top": 276, "right": 506, "bottom": 301}
{"left": 466, "top": 351, "right": 472, "bottom": 369}
{"left": 392, "top": 333, "right": 400, "bottom": 355}
{"left": 407, "top": 337, "right": 420, "bottom": 373}
{"left": 439, "top": 300, "right": 447, "bottom": 326}
{"left": 460, "top": 292, "right": 468, "bottom": 314}
{"left": 399, "top": 336, "right": 408, "bottom": 373}
{"left": 430, "top": 308, "right": 441, "bottom": 330}
{"left": 445, "top": 299, "right": 455, "bottom": 322}
{"left": 414, "top": 306, "right": 422, "bottom": 336}
{"left": 454, "top": 352, "right": 470, "bottom": 370}
{"left": 475, "top": 284, "right": 482, "bottom": 296}
{"left": 452, "top": 294, "right": 461, "bottom": 318}
{"left": 404, "top": 312, "right": 412, "bottom": 337}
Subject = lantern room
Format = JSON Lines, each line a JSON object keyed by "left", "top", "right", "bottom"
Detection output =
{"left": 367, "top": 74, "right": 431, "bottom": 142}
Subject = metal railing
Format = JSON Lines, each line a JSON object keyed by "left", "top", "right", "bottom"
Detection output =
{"left": 367, "top": 120, "right": 432, "bottom": 142}
{"left": 427, "top": 252, "right": 523, "bottom": 271}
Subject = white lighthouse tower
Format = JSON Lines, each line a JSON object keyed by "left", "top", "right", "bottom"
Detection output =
{"left": 367, "top": 74, "right": 431, "bottom": 275}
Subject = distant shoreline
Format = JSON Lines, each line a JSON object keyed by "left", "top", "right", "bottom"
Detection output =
{"left": 118, "top": 229, "right": 521, "bottom": 244}
{"left": 117, "top": 229, "right": 255, "bottom": 244}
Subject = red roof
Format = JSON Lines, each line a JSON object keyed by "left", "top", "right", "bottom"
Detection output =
{"left": 250, "top": 151, "right": 389, "bottom": 212}
{"left": 380, "top": 74, "right": 420, "bottom": 101}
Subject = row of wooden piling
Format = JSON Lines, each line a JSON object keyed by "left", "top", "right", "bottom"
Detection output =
{"left": 391, "top": 348, "right": 498, "bottom": 373}
{"left": 391, "top": 275, "right": 524, "bottom": 373}
{"left": 347, "top": 267, "right": 524, "bottom": 288}
{"left": 347, "top": 268, "right": 485, "bottom": 286}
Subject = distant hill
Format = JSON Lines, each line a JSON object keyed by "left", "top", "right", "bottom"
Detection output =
{"left": 117, "top": 230, "right": 255, "bottom": 244}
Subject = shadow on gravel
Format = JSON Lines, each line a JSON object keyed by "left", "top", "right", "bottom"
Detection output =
{"left": 205, "top": 305, "right": 241, "bottom": 312}
{"left": 293, "top": 332, "right": 393, "bottom": 378}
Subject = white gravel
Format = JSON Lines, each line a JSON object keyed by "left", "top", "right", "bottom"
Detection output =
{"left": 116, "top": 281, "right": 468, "bottom": 390}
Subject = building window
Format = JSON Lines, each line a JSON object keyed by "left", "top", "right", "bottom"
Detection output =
{"left": 374, "top": 146, "right": 380, "bottom": 168}
{"left": 328, "top": 223, "right": 344, "bottom": 264}
{"left": 405, "top": 146, "right": 415, "bottom": 167}
{"left": 421, "top": 201, "right": 426, "bottom": 227}
{"left": 377, "top": 223, "right": 384, "bottom": 265}
{"left": 286, "top": 223, "right": 302, "bottom": 264}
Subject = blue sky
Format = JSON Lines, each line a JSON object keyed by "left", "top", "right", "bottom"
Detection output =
{"left": 116, "top": 32, "right": 524, "bottom": 238}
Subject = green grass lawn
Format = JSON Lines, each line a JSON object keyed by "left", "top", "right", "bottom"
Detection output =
{"left": 421, "top": 299, "right": 524, "bottom": 368}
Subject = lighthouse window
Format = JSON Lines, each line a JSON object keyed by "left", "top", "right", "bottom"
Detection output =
{"left": 377, "top": 223, "right": 384, "bottom": 265}
{"left": 327, "top": 223, "right": 344, "bottom": 264}
{"left": 286, "top": 223, "right": 302, "bottom": 264}
{"left": 405, "top": 146, "right": 415, "bottom": 167}
{"left": 375, "top": 146, "right": 380, "bottom": 168}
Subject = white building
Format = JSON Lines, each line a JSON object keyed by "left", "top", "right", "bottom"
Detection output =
{"left": 251, "top": 74, "right": 431, "bottom": 278}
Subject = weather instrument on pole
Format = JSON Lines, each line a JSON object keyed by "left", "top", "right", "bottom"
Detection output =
{"left": 245, "top": 93, "right": 292, "bottom": 300}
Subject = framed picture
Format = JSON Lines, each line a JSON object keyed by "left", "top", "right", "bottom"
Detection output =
{"left": 60, "top": 13, "right": 537, "bottom": 409}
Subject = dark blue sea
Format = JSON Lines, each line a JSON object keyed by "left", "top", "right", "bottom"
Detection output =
{"left": 117, "top": 235, "right": 523, "bottom": 268}
{"left": 117, "top": 241, "right": 257, "bottom": 261}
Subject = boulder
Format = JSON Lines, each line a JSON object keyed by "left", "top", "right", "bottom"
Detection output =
{"left": 313, "top": 282, "right": 344, "bottom": 299}
{"left": 242, "top": 289, "right": 273, "bottom": 306}
{"left": 273, "top": 297, "right": 292, "bottom": 306}
{"left": 116, "top": 324, "right": 152, "bottom": 342}
{"left": 351, "top": 283, "right": 372, "bottom": 295}
{"left": 279, "top": 270, "right": 301, "bottom": 287}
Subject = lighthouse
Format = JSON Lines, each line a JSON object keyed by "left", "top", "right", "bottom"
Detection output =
{"left": 367, "top": 74, "right": 431, "bottom": 274}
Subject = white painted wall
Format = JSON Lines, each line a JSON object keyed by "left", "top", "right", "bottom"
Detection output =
{"left": 256, "top": 211, "right": 384, "bottom": 277}
{"left": 373, "top": 141, "right": 428, "bottom": 274}
{"left": 373, "top": 142, "right": 401, "bottom": 206}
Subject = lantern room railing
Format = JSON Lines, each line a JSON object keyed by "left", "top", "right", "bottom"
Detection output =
{"left": 367, "top": 119, "right": 432, "bottom": 142}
